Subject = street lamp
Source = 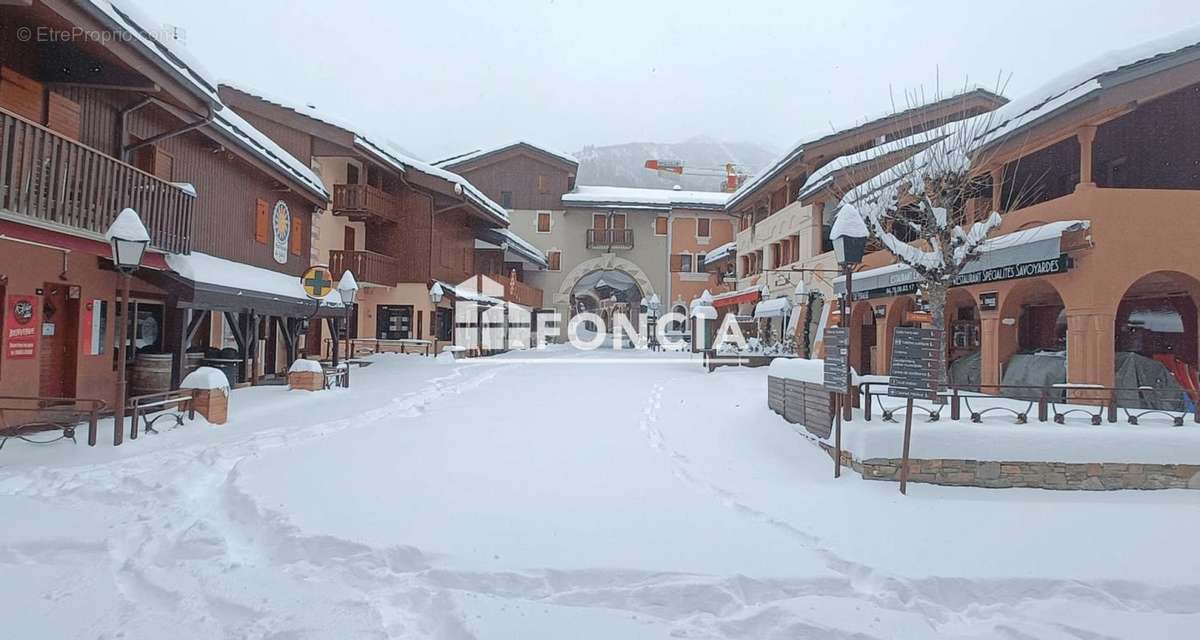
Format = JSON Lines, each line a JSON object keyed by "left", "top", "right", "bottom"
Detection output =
{"left": 336, "top": 271, "right": 359, "bottom": 387}
{"left": 831, "top": 204, "right": 869, "bottom": 423}
{"left": 646, "top": 293, "right": 661, "bottom": 351}
{"left": 429, "top": 282, "right": 444, "bottom": 304}
{"left": 105, "top": 208, "right": 150, "bottom": 446}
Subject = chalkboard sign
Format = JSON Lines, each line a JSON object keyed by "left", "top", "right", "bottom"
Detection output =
{"left": 823, "top": 327, "right": 849, "bottom": 392}
{"left": 888, "top": 327, "right": 943, "bottom": 400}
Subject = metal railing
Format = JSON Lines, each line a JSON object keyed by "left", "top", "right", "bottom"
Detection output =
{"left": 1, "top": 108, "right": 194, "bottom": 253}
{"left": 0, "top": 395, "right": 107, "bottom": 448}
{"left": 859, "top": 381, "right": 1200, "bottom": 426}
{"left": 586, "top": 228, "right": 633, "bottom": 250}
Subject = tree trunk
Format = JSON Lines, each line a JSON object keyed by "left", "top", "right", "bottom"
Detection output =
{"left": 926, "top": 281, "right": 949, "bottom": 389}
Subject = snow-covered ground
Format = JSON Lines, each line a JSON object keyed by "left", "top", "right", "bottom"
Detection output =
{"left": 1, "top": 347, "right": 1198, "bottom": 639}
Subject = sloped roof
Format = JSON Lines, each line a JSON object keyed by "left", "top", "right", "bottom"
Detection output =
{"left": 220, "top": 83, "right": 509, "bottom": 224}
{"left": 977, "top": 26, "right": 1200, "bottom": 148}
{"left": 83, "top": 1, "right": 327, "bottom": 202}
{"left": 435, "top": 141, "right": 579, "bottom": 170}
{"left": 727, "top": 88, "right": 1005, "bottom": 211}
{"left": 562, "top": 185, "right": 730, "bottom": 211}
{"left": 477, "top": 227, "right": 548, "bottom": 268}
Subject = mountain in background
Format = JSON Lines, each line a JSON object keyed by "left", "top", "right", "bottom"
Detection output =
{"left": 573, "top": 136, "right": 778, "bottom": 192}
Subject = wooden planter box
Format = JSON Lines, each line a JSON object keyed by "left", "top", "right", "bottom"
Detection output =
{"left": 288, "top": 371, "right": 324, "bottom": 391}
{"left": 193, "top": 390, "right": 227, "bottom": 425}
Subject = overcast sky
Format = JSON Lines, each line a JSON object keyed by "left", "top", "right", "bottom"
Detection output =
{"left": 147, "top": 0, "right": 1200, "bottom": 161}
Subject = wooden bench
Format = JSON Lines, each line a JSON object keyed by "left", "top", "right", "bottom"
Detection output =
{"left": 127, "top": 390, "right": 196, "bottom": 439}
{"left": 0, "top": 396, "right": 106, "bottom": 448}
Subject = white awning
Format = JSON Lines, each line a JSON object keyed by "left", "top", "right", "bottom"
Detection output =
{"left": 165, "top": 252, "right": 343, "bottom": 307}
{"left": 834, "top": 220, "right": 1090, "bottom": 299}
{"left": 754, "top": 297, "right": 793, "bottom": 319}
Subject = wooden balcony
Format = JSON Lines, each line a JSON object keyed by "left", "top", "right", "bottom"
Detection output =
{"left": 331, "top": 183, "right": 403, "bottom": 223}
{"left": 586, "top": 228, "right": 634, "bottom": 250}
{"left": 492, "top": 274, "right": 543, "bottom": 308}
{"left": 329, "top": 249, "right": 399, "bottom": 287}
{"left": 0, "top": 108, "right": 194, "bottom": 253}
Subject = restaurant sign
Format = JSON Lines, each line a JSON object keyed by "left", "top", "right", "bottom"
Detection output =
{"left": 5, "top": 294, "right": 40, "bottom": 359}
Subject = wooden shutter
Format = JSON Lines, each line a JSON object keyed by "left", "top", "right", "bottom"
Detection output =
{"left": 611, "top": 213, "right": 626, "bottom": 229}
{"left": 669, "top": 255, "right": 684, "bottom": 272}
{"left": 46, "top": 92, "right": 81, "bottom": 140}
{"left": 255, "top": 199, "right": 269, "bottom": 244}
{"left": 0, "top": 67, "right": 45, "bottom": 122}
{"left": 697, "top": 218, "right": 710, "bottom": 237}
{"left": 655, "top": 216, "right": 668, "bottom": 235}
{"left": 537, "top": 212, "right": 551, "bottom": 232}
{"left": 548, "top": 251, "right": 561, "bottom": 271}
{"left": 592, "top": 214, "right": 608, "bottom": 230}
{"left": 290, "top": 217, "right": 303, "bottom": 255}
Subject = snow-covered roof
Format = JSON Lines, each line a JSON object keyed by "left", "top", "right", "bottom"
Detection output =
{"left": 433, "top": 280, "right": 504, "bottom": 306}
{"left": 728, "top": 88, "right": 1004, "bottom": 211}
{"left": 562, "top": 185, "right": 730, "bottom": 210}
{"left": 165, "top": 252, "right": 343, "bottom": 307}
{"left": 435, "top": 141, "right": 579, "bottom": 169}
{"left": 702, "top": 241, "right": 736, "bottom": 266}
{"left": 86, "top": 2, "right": 326, "bottom": 201}
{"left": 477, "top": 227, "right": 548, "bottom": 268}
{"left": 795, "top": 126, "right": 948, "bottom": 201}
{"left": 753, "top": 297, "right": 792, "bottom": 319}
{"left": 978, "top": 26, "right": 1200, "bottom": 148}
{"left": 219, "top": 83, "right": 505, "bottom": 222}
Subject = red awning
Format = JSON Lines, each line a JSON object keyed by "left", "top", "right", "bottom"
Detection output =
{"left": 0, "top": 219, "right": 169, "bottom": 270}
{"left": 713, "top": 289, "right": 760, "bottom": 309}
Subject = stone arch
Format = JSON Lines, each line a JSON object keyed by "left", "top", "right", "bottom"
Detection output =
{"left": 553, "top": 254, "right": 658, "bottom": 305}
{"left": 1115, "top": 270, "right": 1200, "bottom": 368}
{"left": 996, "top": 278, "right": 1067, "bottom": 380}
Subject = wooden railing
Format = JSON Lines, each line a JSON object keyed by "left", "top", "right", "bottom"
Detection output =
{"left": 0, "top": 108, "right": 194, "bottom": 254}
{"left": 488, "top": 273, "right": 543, "bottom": 307}
{"left": 586, "top": 228, "right": 633, "bottom": 250}
{"left": 331, "top": 183, "right": 403, "bottom": 223}
{"left": 329, "top": 249, "right": 399, "bottom": 286}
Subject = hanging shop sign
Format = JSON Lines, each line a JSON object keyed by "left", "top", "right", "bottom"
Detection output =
{"left": 5, "top": 294, "right": 40, "bottom": 360}
{"left": 272, "top": 200, "right": 291, "bottom": 265}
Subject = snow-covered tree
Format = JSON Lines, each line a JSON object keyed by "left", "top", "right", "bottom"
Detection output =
{"left": 835, "top": 91, "right": 1022, "bottom": 380}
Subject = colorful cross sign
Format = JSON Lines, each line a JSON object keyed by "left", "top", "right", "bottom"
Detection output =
{"left": 301, "top": 265, "right": 334, "bottom": 299}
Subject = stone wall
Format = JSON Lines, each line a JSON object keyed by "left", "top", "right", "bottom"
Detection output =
{"left": 816, "top": 443, "right": 1200, "bottom": 490}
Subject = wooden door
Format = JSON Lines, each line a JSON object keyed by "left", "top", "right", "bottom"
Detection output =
{"left": 38, "top": 284, "right": 79, "bottom": 399}
{"left": 610, "top": 213, "right": 626, "bottom": 229}
{"left": 592, "top": 214, "right": 609, "bottom": 230}
{"left": 343, "top": 226, "right": 356, "bottom": 251}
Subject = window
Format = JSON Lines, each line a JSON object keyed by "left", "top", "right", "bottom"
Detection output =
{"left": 655, "top": 216, "right": 668, "bottom": 235}
{"left": 696, "top": 254, "right": 706, "bottom": 271}
{"left": 537, "top": 175, "right": 548, "bottom": 193}
{"left": 537, "top": 212, "right": 552, "bottom": 233}
{"left": 697, "top": 218, "right": 710, "bottom": 237}
{"left": 678, "top": 254, "right": 694, "bottom": 272}
{"left": 548, "top": 250, "right": 561, "bottom": 271}
{"left": 346, "top": 163, "right": 360, "bottom": 185}
{"left": 501, "top": 191, "right": 513, "bottom": 209}
{"left": 567, "top": 175, "right": 576, "bottom": 191}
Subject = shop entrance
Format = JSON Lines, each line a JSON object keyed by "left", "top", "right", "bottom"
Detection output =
{"left": 377, "top": 305, "right": 413, "bottom": 339}
{"left": 38, "top": 283, "right": 79, "bottom": 399}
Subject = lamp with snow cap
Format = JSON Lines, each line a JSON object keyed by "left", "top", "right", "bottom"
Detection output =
{"left": 105, "top": 208, "right": 151, "bottom": 446}
{"left": 334, "top": 271, "right": 359, "bottom": 387}
{"left": 830, "top": 204, "right": 870, "bottom": 434}
{"left": 429, "top": 282, "right": 445, "bottom": 304}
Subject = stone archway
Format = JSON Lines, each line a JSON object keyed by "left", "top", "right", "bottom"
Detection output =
{"left": 554, "top": 254, "right": 658, "bottom": 305}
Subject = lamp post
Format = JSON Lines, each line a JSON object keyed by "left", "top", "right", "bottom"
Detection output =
{"left": 831, "top": 205, "right": 869, "bottom": 423}
{"left": 646, "top": 293, "right": 661, "bottom": 351}
{"left": 105, "top": 209, "right": 150, "bottom": 446}
{"left": 336, "top": 271, "right": 359, "bottom": 387}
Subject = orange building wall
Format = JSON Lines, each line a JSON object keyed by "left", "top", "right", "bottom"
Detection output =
{"left": 670, "top": 213, "right": 735, "bottom": 304}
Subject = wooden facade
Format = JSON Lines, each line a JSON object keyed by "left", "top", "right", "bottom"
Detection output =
{"left": 439, "top": 144, "right": 576, "bottom": 212}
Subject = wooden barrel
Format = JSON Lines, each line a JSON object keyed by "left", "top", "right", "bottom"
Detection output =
{"left": 131, "top": 353, "right": 173, "bottom": 397}
{"left": 184, "top": 352, "right": 204, "bottom": 376}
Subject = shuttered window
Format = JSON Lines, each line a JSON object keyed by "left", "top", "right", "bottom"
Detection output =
{"left": 255, "top": 199, "right": 269, "bottom": 244}
{"left": 548, "top": 250, "right": 561, "bottom": 271}
{"left": 537, "top": 212, "right": 551, "bottom": 233}
{"left": 655, "top": 216, "right": 668, "bottom": 235}
{"left": 697, "top": 218, "right": 710, "bottom": 237}
{"left": 290, "top": 217, "right": 303, "bottom": 255}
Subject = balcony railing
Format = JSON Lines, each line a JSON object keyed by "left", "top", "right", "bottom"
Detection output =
{"left": 0, "top": 108, "right": 194, "bottom": 253}
{"left": 332, "top": 183, "right": 403, "bottom": 223}
{"left": 329, "top": 249, "right": 399, "bottom": 287}
{"left": 586, "top": 228, "right": 634, "bottom": 250}
{"left": 488, "top": 273, "right": 543, "bottom": 307}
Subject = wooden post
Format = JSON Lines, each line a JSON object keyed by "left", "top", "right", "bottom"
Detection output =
{"left": 87, "top": 404, "right": 98, "bottom": 447}
{"left": 113, "top": 274, "right": 132, "bottom": 446}
{"left": 899, "top": 397, "right": 915, "bottom": 495}
{"left": 950, "top": 387, "right": 960, "bottom": 421}
{"left": 1077, "top": 125, "right": 1097, "bottom": 189}
{"left": 833, "top": 393, "right": 842, "bottom": 478}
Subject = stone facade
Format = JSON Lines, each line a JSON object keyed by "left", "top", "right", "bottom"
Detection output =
{"left": 817, "top": 443, "right": 1200, "bottom": 490}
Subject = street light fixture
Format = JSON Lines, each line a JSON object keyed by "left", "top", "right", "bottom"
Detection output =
{"left": 105, "top": 208, "right": 151, "bottom": 446}
{"left": 335, "top": 271, "right": 358, "bottom": 387}
{"left": 429, "top": 282, "right": 444, "bottom": 304}
{"left": 830, "top": 205, "right": 869, "bottom": 424}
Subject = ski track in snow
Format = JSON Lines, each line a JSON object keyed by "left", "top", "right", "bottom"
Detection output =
{"left": 2, "top": 355, "right": 1197, "bottom": 639}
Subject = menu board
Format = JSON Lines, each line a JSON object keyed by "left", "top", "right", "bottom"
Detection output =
{"left": 823, "top": 327, "right": 849, "bottom": 392}
{"left": 888, "top": 327, "right": 943, "bottom": 400}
